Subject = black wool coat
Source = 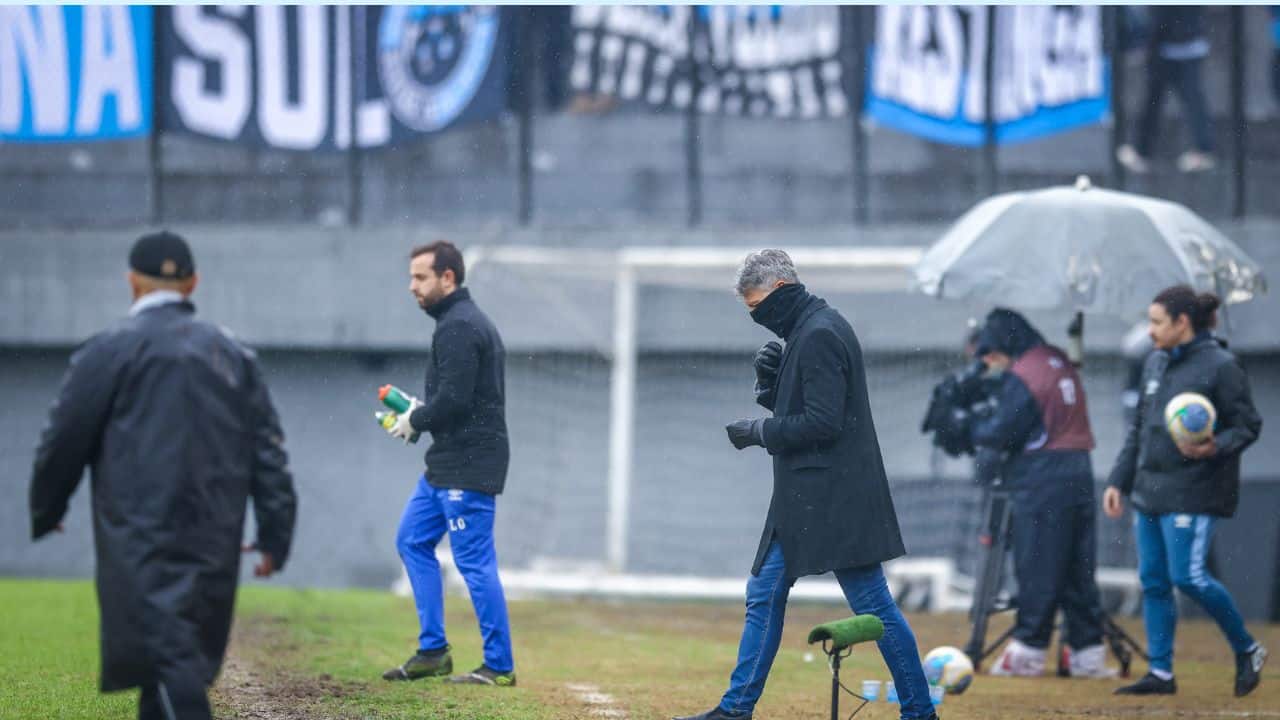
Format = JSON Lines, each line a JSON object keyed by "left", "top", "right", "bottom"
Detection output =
{"left": 753, "top": 290, "right": 907, "bottom": 580}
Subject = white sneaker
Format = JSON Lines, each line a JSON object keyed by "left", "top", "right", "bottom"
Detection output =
{"left": 1067, "top": 644, "right": 1119, "bottom": 678}
{"left": 989, "top": 639, "right": 1046, "bottom": 677}
{"left": 1116, "top": 144, "right": 1150, "bottom": 174}
{"left": 1177, "top": 150, "right": 1216, "bottom": 173}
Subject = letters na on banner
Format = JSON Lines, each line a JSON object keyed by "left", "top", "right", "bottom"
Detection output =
{"left": 570, "top": 5, "right": 848, "bottom": 118}
{"left": 158, "top": 5, "right": 508, "bottom": 152}
{"left": 0, "top": 5, "right": 152, "bottom": 141}
{"left": 866, "top": 5, "right": 1108, "bottom": 146}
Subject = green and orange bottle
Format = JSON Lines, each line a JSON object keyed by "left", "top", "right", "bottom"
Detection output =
{"left": 376, "top": 385, "right": 420, "bottom": 443}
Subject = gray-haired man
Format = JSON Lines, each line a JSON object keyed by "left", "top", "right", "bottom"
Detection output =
{"left": 674, "top": 250, "right": 937, "bottom": 720}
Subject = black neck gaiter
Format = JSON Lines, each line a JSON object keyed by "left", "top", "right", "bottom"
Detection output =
{"left": 750, "top": 283, "right": 809, "bottom": 339}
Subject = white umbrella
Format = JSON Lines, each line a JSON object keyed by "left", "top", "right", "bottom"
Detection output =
{"left": 914, "top": 176, "right": 1267, "bottom": 319}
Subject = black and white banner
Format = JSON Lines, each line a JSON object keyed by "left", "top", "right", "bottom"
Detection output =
{"left": 158, "top": 5, "right": 509, "bottom": 151}
{"left": 570, "top": 6, "right": 848, "bottom": 118}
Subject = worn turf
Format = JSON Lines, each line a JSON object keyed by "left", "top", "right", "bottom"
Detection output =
{"left": 2, "top": 578, "right": 1277, "bottom": 719}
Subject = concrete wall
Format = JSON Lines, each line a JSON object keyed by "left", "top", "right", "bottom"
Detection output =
{"left": 3, "top": 219, "right": 1279, "bottom": 355}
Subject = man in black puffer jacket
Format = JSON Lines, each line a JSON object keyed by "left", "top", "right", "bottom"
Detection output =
{"left": 1106, "top": 285, "right": 1266, "bottom": 698}
{"left": 381, "top": 240, "right": 516, "bottom": 688}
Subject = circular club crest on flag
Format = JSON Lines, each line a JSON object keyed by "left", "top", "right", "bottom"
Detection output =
{"left": 377, "top": 6, "right": 499, "bottom": 133}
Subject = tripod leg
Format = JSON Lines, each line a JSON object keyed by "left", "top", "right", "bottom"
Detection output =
{"left": 1056, "top": 614, "right": 1070, "bottom": 677}
{"left": 965, "top": 488, "right": 1012, "bottom": 668}
{"left": 1101, "top": 614, "right": 1145, "bottom": 677}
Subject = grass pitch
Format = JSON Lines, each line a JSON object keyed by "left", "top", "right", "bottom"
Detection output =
{"left": 2, "top": 578, "right": 1277, "bottom": 719}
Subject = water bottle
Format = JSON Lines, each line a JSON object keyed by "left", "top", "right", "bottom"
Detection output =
{"left": 376, "top": 385, "right": 420, "bottom": 443}
{"left": 379, "top": 385, "right": 414, "bottom": 413}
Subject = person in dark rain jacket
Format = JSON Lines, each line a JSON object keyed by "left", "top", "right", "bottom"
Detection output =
{"left": 29, "top": 231, "right": 297, "bottom": 720}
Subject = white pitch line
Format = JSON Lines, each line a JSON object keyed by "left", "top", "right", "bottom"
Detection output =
{"left": 566, "top": 682, "right": 629, "bottom": 719}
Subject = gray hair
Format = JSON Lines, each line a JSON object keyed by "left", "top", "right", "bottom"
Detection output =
{"left": 734, "top": 249, "right": 799, "bottom": 297}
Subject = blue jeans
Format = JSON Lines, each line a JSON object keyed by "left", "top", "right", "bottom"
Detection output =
{"left": 719, "top": 542, "right": 934, "bottom": 719}
{"left": 1135, "top": 511, "right": 1255, "bottom": 673}
{"left": 395, "top": 475, "right": 514, "bottom": 672}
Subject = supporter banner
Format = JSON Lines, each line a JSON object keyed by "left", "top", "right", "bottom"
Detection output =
{"left": 867, "top": 5, "right": 1108, "bottom": 146}
{"left": 570, "top": 6, "right": 848, "bottom": 118}
{"left": 0, "top": 6, "right": 152, "bottom": 142}
{"left": 158, "top": 6, "right": 508, "bottom": 151}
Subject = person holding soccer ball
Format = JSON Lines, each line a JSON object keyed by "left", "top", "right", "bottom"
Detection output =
{"left": 672, "top": 250, "right": 938, "bottom": 720}
{"left": 1105, "top": 285, "right": 1266, "bottom": 697}
{"left": 380, "top": 241, "right": 517, "bottom": 687}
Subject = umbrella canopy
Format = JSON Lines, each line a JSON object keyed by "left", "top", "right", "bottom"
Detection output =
{"left": 913, "top": 176, "right": 1267, "bottom": 320}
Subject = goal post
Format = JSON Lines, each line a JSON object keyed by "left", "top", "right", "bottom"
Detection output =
{"left": 468, "top": 245, "right": 924, "bottom": 572}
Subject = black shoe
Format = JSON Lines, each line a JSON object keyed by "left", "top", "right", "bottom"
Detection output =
{"left": 671, "top": 707, "right": 752, "bottom": 720}
{"left": 1235, "top": 644, "right": 1268, "bottom": 697}
{"left": 446, "top": 665, "right": 516, "bottom": 686}
{"left": 1114, "top": 672, "right": 1177, "bottom": 695}
{"left": 382, "top": 646, "right": 452, "bottom": 681}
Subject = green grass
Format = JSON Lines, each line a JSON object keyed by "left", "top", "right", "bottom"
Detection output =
{"left": 0, "top": 579, "right": 139, "bottom": 720}
{"left": 3, "top": 577, "right": 1278, "bottom": 719}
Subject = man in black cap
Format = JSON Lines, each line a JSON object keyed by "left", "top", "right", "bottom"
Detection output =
{"left": 30, "top": 230, "right": 298, "bottom": 720}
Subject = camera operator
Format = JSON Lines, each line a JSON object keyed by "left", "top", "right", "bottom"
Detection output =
{"left": 967, "top": 308, "right": 1114, "bottom": 679}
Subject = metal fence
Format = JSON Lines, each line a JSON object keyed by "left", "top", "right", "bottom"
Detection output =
{"left": 3, "top": 6, "right": 1279, "bottom": 229}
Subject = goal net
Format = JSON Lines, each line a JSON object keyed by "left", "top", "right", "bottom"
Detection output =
{"left": 393, "top": 244, "right": 1137, "bottom": 613}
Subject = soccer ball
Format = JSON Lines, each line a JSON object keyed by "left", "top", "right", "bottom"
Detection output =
{"left": 923, "top": 646, "right": 974, "bottom": 695}
{"left": 1165, "top": 392, "right": 1216, "bottom": 445}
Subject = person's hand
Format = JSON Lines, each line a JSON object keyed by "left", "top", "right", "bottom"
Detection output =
{"left": 753, "top": 341, "right": 783, "bottom": 385}
{"left": 1103, "top": 486, "right": 1124, "bottom": 519}
{"left": 1177, "top": 436, "right": 1217, "bottom": 460}
{"left": 243, "top": 543, "right": 277, "bottom": 578}
{"left": 973, "top": 446, "right": 1002, "bottom": 486}
{"left": 726, "top": 419, "right": 765, "bottom": 450}
{"left": 387, "top": 397, "right": 423, "bottom": 442}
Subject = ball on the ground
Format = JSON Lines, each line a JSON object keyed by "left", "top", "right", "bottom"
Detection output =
{"left": 923, "top": 646, "right": 973, "bottom": 695}
{"left": 1165, "top": 392, "right": 1216, "bottom": 445}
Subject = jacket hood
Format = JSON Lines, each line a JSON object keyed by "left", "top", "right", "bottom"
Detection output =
{"left": 974, "top": 307, "right": 1044, "bottom": 359}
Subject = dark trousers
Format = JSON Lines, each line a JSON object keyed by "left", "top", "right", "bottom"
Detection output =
{"left": 1135, "top": 55, "right": 1214, "bottom": 155}
{"left": 1010, "top": 497, "right": 1106, "bottom": 650}
{"left": 138, "top": 674, "right": 212, "bottom": 720}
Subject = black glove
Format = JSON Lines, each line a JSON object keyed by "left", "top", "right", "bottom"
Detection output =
{"left": 726, "top": 418, "right": 766, "bottom": 450}
{"left": 753, "top": 341, "right": 783, "bottom": 387}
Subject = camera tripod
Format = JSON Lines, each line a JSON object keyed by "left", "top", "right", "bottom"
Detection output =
{"left": 962, "top": 482, "right": 1148, "bottom": 677}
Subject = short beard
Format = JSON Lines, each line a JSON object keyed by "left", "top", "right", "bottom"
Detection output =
{"left": 417, "top": 287, "right": 445, "bottom": 310}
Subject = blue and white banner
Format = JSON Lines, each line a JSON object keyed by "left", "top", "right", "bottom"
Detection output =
{"left": 0, "top": 6, "right": 152, "bottom": 142}
{"left": 866, "top": 6, "right": 1107, "bottom": 146}
{"left": 158, "top": 6, "right": 508, "bottom": 151}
